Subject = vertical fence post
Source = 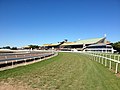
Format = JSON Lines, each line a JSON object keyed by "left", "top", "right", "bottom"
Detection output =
{"left": 115, "top": 63, "right": 118, "bottom": 74}
{"left": 96, "top": 53, "right": 97, "bottom": 61}
{"left": 97, "top": 53, "right": 99, "bottom": 62}
{"left": 92, "top": 53, "right": 93, "bottom": 60}
{"left": 109, "top": 54, "right": 112, "bottom": 69}
{"left": 96, "top": 51, "right": 98, "bottom": 61}
{"left": 102, "top": 54, "right": 104, "bottom": 64}
{"left": 96, "top": 53, "right": 98, "bottom": 62}
{"left": 12, "top": 61, "right": 14, "bottom": 68}
{"left": 95, "top": 53, "right": 96, "bottom": 61}
{"left": 88, "top": 53, "right": 90, "bottom": 59}
{"left": 105, "top": 54, "right": 107, "bottom": 66}
{"left": 24, "top": 59, "right": 26, "bottom": 65}
{"left": 90, "top": 53, "right": 92, "bottom": 59}
{"left": 99, "top": 53, "right": 101, "bottom": 63}
{"left": 15, "top": 55, "right": 17, "bottom": 58}
{"left": 5, "top": 61, "right": 8, "bottom": 64}
{"left": 34, "top": 57, "right": 36, "bottom": 62}
{"left": 89, "top": 53, "right": 90, "bottom": 60}
{"left": 91, "top": 53, "right": 92, "bottom": 60}
{"left": 5, "top": 56, "right": 7, "bottom": 59}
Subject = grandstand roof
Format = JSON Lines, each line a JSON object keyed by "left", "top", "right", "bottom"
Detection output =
{"left": 43, "top": 43, "right": 59, "bottom": 47}
{"left": 61, "top": 37, "right": 105, "bottom": 46}
{"left": 43, "top": 37, "right": 106, "bottom": 46}
{"left": 75, "top": 37, "right": 104, "bottom": 44}
{"left": 61, "top": 42, "right": 76, "bottom": 46}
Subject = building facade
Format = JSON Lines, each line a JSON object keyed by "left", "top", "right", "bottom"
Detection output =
{"left": 43, "top": 36, "right": 114, "bottom": 53}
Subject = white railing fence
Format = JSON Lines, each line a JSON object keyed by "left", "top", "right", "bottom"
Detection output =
{"left": 0, "top": 51, "right": 57, "bottom": 71}
{"left": 82, "top": 52, "right": 120, "bottom": 74}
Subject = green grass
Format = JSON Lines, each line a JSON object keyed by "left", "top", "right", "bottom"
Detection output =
{"left": 0, "top": 53, "right": 120, "bottom": 90}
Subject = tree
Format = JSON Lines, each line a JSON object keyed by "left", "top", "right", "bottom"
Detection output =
{"left": 112, "top": 41, "right": 120, "bottom": 53}
{"left": 28, "top": 45, "right": 39, "bottom": 49}
{"left": 58, "top": 39, "right": 68, "bottom": 48}
{"left": 11, "top": 47, "right": 18, "bottom": 50}
{"left": 59, "top": 39, "right": 68, "bottom": 45}
{"left": 3, "top": 46, "right": 11, "bottom": 49}
{"left": 64, "top": 39, "right": 68, "bottom": 42}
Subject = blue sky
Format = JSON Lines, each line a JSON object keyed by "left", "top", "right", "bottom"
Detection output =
{"left": 0, "top": 0, "right": 120, "bottom": 47}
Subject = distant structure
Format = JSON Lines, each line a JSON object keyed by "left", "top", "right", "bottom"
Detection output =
{"left": 43, "top": 35, "right": 115, "bottom": 53}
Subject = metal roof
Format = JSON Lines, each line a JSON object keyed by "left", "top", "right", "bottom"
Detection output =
{"left": 61, "top": 42, "right": 76, "bottom": 46}
{"left": 75, "top": 38, "right": 104, "bottom": 44}
{"left": 62, "top": 37, "right": 105, "bottom": 46}
{"left": 43, "top": 37, "right": 105, "bottom": 46}
{"left": 43, "top": 43, "right": 59, "bottom": 46}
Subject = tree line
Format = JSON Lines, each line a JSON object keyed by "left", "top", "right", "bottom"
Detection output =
{"left": 0, "top": 46, "right": 18, "bottom": 50}
{"left": 112, "top": 41, "right": 120, "bottom": 53}
{"left": 0, "top": 45, "right": 40, "bottom": 50}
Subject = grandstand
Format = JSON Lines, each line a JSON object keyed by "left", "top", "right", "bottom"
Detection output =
{"left": 43, "top": 36, "right": 114, "bottom": 53}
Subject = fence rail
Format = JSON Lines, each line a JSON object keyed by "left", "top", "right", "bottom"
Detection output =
{"left": 0, "top": 51, "right": 55, "bottom": 69}
{"left": 83, "top": 52, "right": 120, "bottom": 73}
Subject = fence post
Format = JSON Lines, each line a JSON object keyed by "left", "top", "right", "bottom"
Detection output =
{"left": 12, "top": 61, "right": 14, "bottom": 68}
{"left": 89, "top": 53, "right": 92, "bottom": 60}
{"left": 115, "top": 63, "right": 118, "bottom": 74}
{"left": 102, "top": 54, "right": 104, "bottom": 64}
{"left": 34, "top": 57, "right": 36, "bottom": 62}
{"left": 94, "top": 53, "right": 95, "bottom": 61}
{"left": 5, "top": 56, "right": 7, "bottom": 59}
{"left": 96, "top": 53, "right": 98, "bottom": 62}
{"left": 97, "top": 53, "right": 99, "bottom": 62}
{"left": 95, "top": 54, "right": 97, "bottom": 61}
{"left": 93, "top": 53, "right": 94, "bottom": 60}
{"left": 24, "top": 59, "right": 26, "bottom": 65}
{"left": 93, "top": 53, "right": 95, "bottom": 60}
{"left": 109, "top": 54, "right": 112, "bottom": 69}
{"left": 105, "top": 54, "right": 107, "bottom": 66}
{"left": 5, "top": 61, "right": 8, "bottom": 64}
{"left": 89, "top": 53, "right": 91, "bottom": 60}
{"left": 99, "top": 53, "right": 101, "bottom": 63}
{"left": 15, "top": 55, "right": 17, "bottom": 58}
{"left": 95, "top": 53, "right": 96, "bottom": 61}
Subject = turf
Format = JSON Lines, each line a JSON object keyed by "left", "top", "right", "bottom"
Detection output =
{"left": 0, "top": 53, "right": 120, "bottom": 90}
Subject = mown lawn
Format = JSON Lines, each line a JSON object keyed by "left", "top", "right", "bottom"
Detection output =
{"left": 0, "top": 53, "right": 120, "bottom": 90}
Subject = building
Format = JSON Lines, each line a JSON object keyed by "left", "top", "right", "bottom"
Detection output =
{"left": 42, "top": 36, "right": 114, "bottom": 53}
{"left": 43, "top": 43, "right": 60, "bottom": 50}
{"left": 85, "top": 44, "right": 114, "bottom": 53}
